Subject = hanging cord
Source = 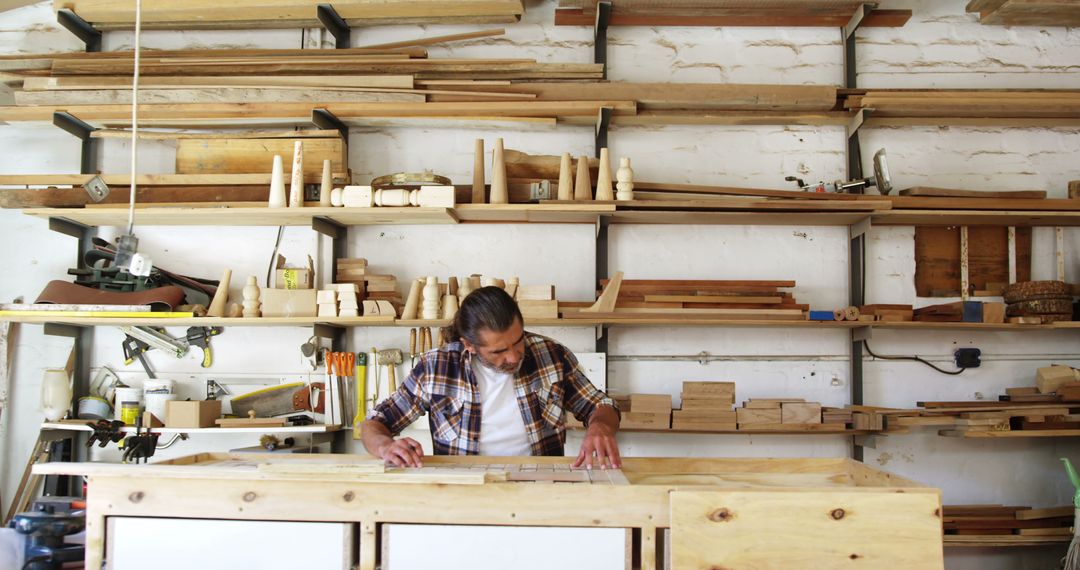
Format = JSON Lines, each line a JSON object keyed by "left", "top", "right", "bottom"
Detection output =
{"left": 125, "top": 0, "right": 143, "bottom": 235}
{"left": 862, "top": 340, "right": 966, "bottom": 376}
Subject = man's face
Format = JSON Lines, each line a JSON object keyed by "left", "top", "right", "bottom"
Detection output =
{"left": 464, "top": 317, "right": 526, "bottom": 374}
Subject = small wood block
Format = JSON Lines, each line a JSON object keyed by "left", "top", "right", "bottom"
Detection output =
{"left": 331, "top": 283, "right": 361, "bottom": 292}
{"left": 141, "top": 411, "right": 164, "bottom": 428}
{"left": 517, "top": 285, "right": 555, "bottom": 301}
{"left": 781, "top": 402, "right": 822, "bottom": 424}
{"left": 365, "top": 281, "right": 399, "bottom": 293}
{"left": 629, "top": 394, "right": 672, "bottom": 413}
{"left": 736, "top": 407, "right": 781, "bottom": 425}
{"left": 680, "top": 397, "right": 734, "bottom": 411}
{"left": 362, "top": 300, "right": 380, "bottom": 316}
{"left": 375, "top": 300, "right": 397, "bottom": 317}
{"left": 681, "top": 381, "right": 735, "bottom": 397}
{"left": 744, "top": 398, "right": 802, "bottom": 409}
{"left": 982, "top": 302, "right": 1006, "bottom": 324}
{"left": 853, "top": 412, "right": 884, "bottom": 430}
{"left": 1005, "top": 387, "right": 1040, "bottom": 396}
{"left": 621, "top": 411, "right": 670, "bottom": 430}
{"left": 1009, "top": 316, "right": 1042, "bottom": 325}
{"left": 1037, "top": 365, "right": 1079, "bottom": 394}
{"left": 316, "top": 290, "right": 338, "bottom": 303}
{"left": 317, "top": 303, "right": 338, "bottom": 317}
{"left": 1069, "top": 180, "right": 1080, "bottom": 200}
{"left": 518, "top": 299, "right": 558, "bottom": 319}
{"left": 338, "top": 308, "right": 359, "bottom": 318}
{"left": 673, "top": 410, "right": 737, "bottom": 422}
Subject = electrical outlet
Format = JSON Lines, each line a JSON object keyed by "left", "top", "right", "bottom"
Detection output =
{"left": 955, "top": 348, "right": 981, "bottom": 368}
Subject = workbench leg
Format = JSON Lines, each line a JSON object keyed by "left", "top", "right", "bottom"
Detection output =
{"left": 640, "top": 526, "right": 657, "bottom": 570}
{"left": 359, "top": 519, "right": 377, "bottom": 570}
{"left": 85, "top": 492, "right": 106, "bottom": 569}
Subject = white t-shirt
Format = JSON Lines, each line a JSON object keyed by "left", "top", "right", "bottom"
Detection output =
{"left": 472, "top": 359, "right": 532, "bottom": 456}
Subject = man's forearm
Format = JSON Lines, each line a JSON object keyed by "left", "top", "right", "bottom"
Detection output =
{"left": 361, "top": 419, "right": 394, "bottom": 456}
{"left": 587, "top": 404, "right": 620, "bottom": 433}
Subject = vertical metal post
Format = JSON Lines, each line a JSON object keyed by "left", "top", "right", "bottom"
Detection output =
{"left": 594, "top": 2, "right": 611, "bottom": 80}
{"left": 595, "top": 216, "right": 610, "bottom": 353}
{"left": 849, "top": 218, "right": 869, "bottom": 462}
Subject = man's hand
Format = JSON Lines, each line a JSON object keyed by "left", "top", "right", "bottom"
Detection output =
{"left": 573, "top": 405, "right": 621, "bottom": 469}
{"left": 377, "top": 437, "right": 425, "bottom": 468}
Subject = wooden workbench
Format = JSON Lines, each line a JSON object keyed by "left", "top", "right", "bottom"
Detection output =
{"left": 34, "top": 454, "right": 944, "bottom": 569}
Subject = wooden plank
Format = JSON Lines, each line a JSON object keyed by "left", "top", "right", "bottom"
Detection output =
{"left": 52, "top": 0, "right": 525, "bottom": 28}
{"left": 23, "top": 75, "right": 414, "bottom": 90}
{"left": 176, "top": 138, "right": 346, "bottom": 176}
{"left": 781, "top": 402, "right": 822, "bottom": 424}
{"left": 1015, "top": 506, "right": 1074, "bottom": 520}
{"left": 359, "top": 28, "right": 505, "bottom": 50}
{"left": 644, "top": 295, "right": 782, "bottom": 304}
{"left": 14, "top": 88, "right": 424, "bottom": 106}
{"left": 670, "top": 490, "right": 942, "bottom": 568}
{"left": 900, "top": 187, "right": 1047, "bottom": 199}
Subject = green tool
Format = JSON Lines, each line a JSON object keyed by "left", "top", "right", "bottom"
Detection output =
{"left": 354, "top": 352, "right": 368, "bottom": 425}
{"left": 1061, "top": 458, "right": 1079, "bottom": 570}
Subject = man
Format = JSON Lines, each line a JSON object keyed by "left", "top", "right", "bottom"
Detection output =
{"left": 362, "top": 286, "right": 621, "bottom": 469}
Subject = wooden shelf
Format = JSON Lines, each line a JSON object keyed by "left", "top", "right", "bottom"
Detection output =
{"left": 5, "top": 314, "right": 1079, "bottom": 331}
{"left": 617, "top": 427, "right": 876, "bottom": 436}
{"left": 939, "top": 429, "right": 1080, "bottom": 438}
{"left": 944, "top": 535, "right": 1071, "bottom": 548}
{"left": 553, "top": 3, "right": 911, "bottom": 28}
{"left": 23, "top": 206, "right": 459, "bottom": 227}
{"left": 43, "top": 421, "right": 342, "bottom": 434}
{"left": 22, "top": 206, "right": 1080, "bottom": 228}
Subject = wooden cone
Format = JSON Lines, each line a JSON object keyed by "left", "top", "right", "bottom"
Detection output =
{"left": 595, "top": 148, "right": 614, "bottom": 201}
{"left": 402, "top": 278, "right": 423, "bottom": 320}
{"left": 557, "top": 152, "right": 573, "bottom": 200}
{"left": 207, "top": 269, "right": 232, "bottom": 318}
{"left": 268, "top": 155, "right": 286, "bottom": 208}
{"left": 319, "top": 159, "right": 332, "bottom": 207}
{"left": 472, "top": 139, "right": 486, "bottom": 204}
{"left": 490, "top": 138, "right": 508, "bottom": 204}
{"left": 288, "top": 140, "right": 303, "bottom": 208}
{"left": 574, "top": 155, "right": 592, "bottom": 201}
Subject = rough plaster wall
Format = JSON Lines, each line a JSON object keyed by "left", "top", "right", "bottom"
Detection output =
{"left": 0, "top": 1, "right": 1078, "bottom": 568}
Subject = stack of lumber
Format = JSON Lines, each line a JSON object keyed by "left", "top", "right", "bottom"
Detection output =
{"left": 334, "top": 258, "right": 401, "bottom": 315}
{"left": 843, "top": 89, "right": 1080, "bottom": 123}
{"left": 554, "top": 0, "right": 912, "bottom": 27}
{"left": 942, "top": 505, "right": 1073, "bottom": 544}
{"left": 514, "top": 284, "right": 558, "bottom": 320}
{"left": 1003, "top": 281, "right": 1075, "bottom": 324}
{"left": 561, "top": 277, "right": 809, "bottom": 321}
{"left": 966, "top": 0, "right": 1080, "bottom": 26}
{"left": 734, "top": 398, "right": 843, "bottom": 432}
{"left": 621, "top": 394, "right": 671, "bottom": 430}
{"left": 671, "top": 381, "right": 735, "bottom": 431}
{"left": 52, "top": 0, "right": 525, "bottom": 29}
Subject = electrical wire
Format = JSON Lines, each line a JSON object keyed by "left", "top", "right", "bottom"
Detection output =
{"left": 862, "top": 340, "right": 966, "bottom": 376}
{"left": 125, "top": 0, "right": 143, "bottom": 236}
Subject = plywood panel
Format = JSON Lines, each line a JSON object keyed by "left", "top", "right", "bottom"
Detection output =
{"left": 670, "top": 490, "right": 943, "bottom": 569}
{"left": 914, "top": 226, "right": 1031, "bottom": 297}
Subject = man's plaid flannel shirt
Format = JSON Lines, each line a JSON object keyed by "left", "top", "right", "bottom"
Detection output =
{"left": 367, "top": 332, "right": 616, "bottom": 456}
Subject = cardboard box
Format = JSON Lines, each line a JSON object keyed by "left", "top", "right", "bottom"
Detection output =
{"left": 275, "top": 254, "right": 313, "bottom": 290}
{"left": 166, "top": 400, "right": 222, "bottom": 428}
{"left": 260, "top": 288, "right": 317, "bottom": 318}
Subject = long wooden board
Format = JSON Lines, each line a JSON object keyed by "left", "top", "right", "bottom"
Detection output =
{"left": 22, "top": 75, "right": 414, "bottom": 90}
{"left": 14, "top": 88, "right": 424, "bottom": 106}
{"left": 52, "top": 0, "right": 525, "bottom": 28}
{"left": 175, "top": 138, "right": 347, "bottom": 176}
{"left": 900, "top": 187, "right": 1047, "bottom": 199}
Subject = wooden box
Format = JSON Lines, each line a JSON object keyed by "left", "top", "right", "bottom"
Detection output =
{"left": 165, "top": 399, "right": 221, "bottom": 428}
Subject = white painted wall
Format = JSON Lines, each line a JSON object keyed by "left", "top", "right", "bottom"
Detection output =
{"left": 0, "top": 1, "right": 1078, "bottom": 568}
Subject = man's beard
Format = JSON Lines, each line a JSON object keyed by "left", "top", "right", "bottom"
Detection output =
{"left": 476, "top": 353, "right": 523, "bottom": 374}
